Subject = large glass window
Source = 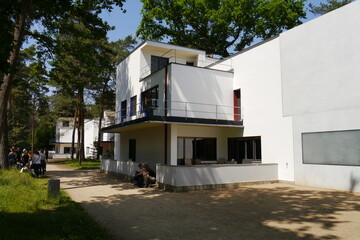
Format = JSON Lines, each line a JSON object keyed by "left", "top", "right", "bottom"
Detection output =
{"left": 64, "top": 147, "right": 76, "bottom": 154}
{"left": 302, "top": 130, "right": 360, "bottom": 166}
{"left": 141, "top": 85, "right": 159, "bottom": 116}
{"left": 151, "top": 56, "right": 169, "bottom": 73}
{"left": 177, "top": 137, "right": 217, "bottom": 164}
{"left": 228, "top": 137, "right": 261, "bottom": 164}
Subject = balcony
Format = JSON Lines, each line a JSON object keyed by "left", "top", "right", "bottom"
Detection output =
{"left": 113, "top": 100, "right": 243, "bottom": 126}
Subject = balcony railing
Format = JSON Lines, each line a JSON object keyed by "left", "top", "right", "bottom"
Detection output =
{"left": 111, "top": 100, "right": 243, "bottom": 125}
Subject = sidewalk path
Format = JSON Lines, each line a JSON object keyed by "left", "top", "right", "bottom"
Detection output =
{"left": 47, "top": 162, "right": 360, "bottom": 240}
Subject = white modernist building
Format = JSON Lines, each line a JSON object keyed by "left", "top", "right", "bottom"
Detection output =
{"left": 54, "top": 111, "right": 115, "bottom": 159}
{"left": 102, "top": 1, "right": 360, "bottom": 192}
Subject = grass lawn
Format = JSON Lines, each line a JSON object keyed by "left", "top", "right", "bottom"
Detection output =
{"left": 53, "top": 158, "right": 101, "bottom": 170}
{"left": 0, "top": 169, "right": 112, "bottom": 240}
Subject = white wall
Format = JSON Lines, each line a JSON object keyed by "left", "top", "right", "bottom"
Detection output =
{"left": 119, "top": 125, "right": 165, "bottom": 169}
{"left": 215, "top": 38, "right": 295, "bottom": 181}
{"left": 292, "top": 109, "right": 360, "bottom": 192}
{"left": 157, "top": 163, "right": 278, "bottom": 187}
{"left": 280, "top": 1, "right": 360, "bottom": 191}
{"left": 56, "top": 118, "right": 77, "bottom": 143}
{"left": 84, "top": 119, "right": 97, "bottom": 158}
{"left": 169, "top": 64, "right": 234, "bottom": 120}
{"left": 281, "top": 1, "right": 360, "bottom": 117}
{"left": 117, "top": 48, "right": 142, "bottom": 123}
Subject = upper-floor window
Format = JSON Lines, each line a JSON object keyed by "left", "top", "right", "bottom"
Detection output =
{"left": 130, "top": 96, "right": 137, "bottom": 116}
{"left": 186, "top": 61, "right": 194, "bottom": 66}
{"left": 141, "top": 85, "right": 159, "bottom": 116}
{"left": 121, "top": 100, "right": 127, "bottom": 122}
{"left": 62, "top": 121, "right": 70, "bottom": 127}
{"left": 151, "top": 56, "right": 169, "bottom": 73}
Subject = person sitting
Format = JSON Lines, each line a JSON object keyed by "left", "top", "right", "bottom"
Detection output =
{"left": 143, "top": 163, "right": 156, "bottom": 187}
{"left": 132, "top": 163, "right": 145, "bottom": 187}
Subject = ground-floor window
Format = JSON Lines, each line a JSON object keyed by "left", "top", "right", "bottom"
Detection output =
{"left": 64, "top": 147, "right": 76, "bottom": 154}
{"left": 228, "top": 137, "right": 261, "bottom": 164}
{"left": 129, "top": 139, "right": 136, "bottom": 161}
{"left": 302, "top": 130, "right": 360, "bottom": 166}
{"left": 177, "top": 137, "right": 216, "bottom": 165}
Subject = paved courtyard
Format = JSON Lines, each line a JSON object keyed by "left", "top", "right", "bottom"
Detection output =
{"left": 47, "top": 163, "right": 360, "bottom": 240}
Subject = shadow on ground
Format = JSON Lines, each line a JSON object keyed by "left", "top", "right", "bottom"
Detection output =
{"left": 48, "top": 164, "right": 360, "bottom": 240}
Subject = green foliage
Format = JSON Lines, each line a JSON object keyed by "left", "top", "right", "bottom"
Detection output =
{"left": 110, "top": 35, "right": 138, "bottom": 65}
{"left": 137, "top": 0, "right": 306, "bottom": 56}
{"left": 0, "top": 169, "right": 112, "bottom": 239}
{"left": 308, "top": 0, "right": 352, "bottom": 15}
{"left": 55, "top": 159, "right": 101, "bottom": 169}
{"left": 35, "top": 121, "right": 54, "bottom": 150}
{"left": 1, "top": 0, "right": 127, "bottom": 167}
{"left": 8, "top": 46, "right": 48, "bottom": 150}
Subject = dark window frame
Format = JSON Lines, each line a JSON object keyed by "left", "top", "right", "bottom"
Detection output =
{"left": 228, "top": 137, "right": 261, "bottom": 164}
{"left": 62, "top": 121, "right": 70, "bottom": 127}
{"left": 141, "top": 85, "right": 159, "bottom": 116}
{"left": 121, "top": 100, "right": 127, "bottom": 122}
{"left": 177, "top": 137, "right": 217, "bottom": 164}
{"left": 151, "top": 55, "right": 169, "bottom": 73}
{"left": 130, "top": 96, "right": 137, "bottom": 117}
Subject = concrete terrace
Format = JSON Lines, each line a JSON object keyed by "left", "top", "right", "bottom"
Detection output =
{"left": 47, "top": 162, "right": 360, "bottom": 240}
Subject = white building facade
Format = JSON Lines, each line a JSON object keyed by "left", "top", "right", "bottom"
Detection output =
{"left": 102, "top": 1, "right": 360, "bottom": 192}
{"left": 54, "top": 111, "right": 115, "bottom": 159}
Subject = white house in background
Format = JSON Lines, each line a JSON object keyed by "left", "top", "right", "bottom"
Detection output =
{"left": 102, "top": 1, "right": 360, "bottom": 192}
{"left": 54, "top": 111, "right": 115, "bottom": 159}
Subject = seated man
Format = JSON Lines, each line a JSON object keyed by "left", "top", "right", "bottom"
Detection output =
{"left": 133, "top": 163, "right": 145, "bottom": 187}
{"left": 143, "top": 163, "right": 156, "bottom": 187}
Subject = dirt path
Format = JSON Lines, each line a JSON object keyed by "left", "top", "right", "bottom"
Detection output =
{"left": 46, "top": 162, "right": 360, "bottom": 240}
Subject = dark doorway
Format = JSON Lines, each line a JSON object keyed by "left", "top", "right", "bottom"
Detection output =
{"left": 129, "top": 139, "right": 136, "bottom": 161}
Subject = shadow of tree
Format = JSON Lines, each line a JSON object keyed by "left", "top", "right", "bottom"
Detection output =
{"left": 47, "top": 165, "right": 360, "bottom": 240}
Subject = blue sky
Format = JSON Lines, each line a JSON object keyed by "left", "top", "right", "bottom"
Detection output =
{"left": 101, "top": 0, "right": 326, "bottom": 42}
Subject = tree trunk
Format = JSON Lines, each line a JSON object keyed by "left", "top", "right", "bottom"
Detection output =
{"left": 71, "top": 109, "right": 77, "bottom": 160}
{"left": 31, "top": 95, "right": 35, "bottom": 153}
{"left": 76, "top": 108, "right": 80, "bottom": 160}
{"left": 0, "top": 4, "right": 28, "bottom": 168}
{"left": 77, "top": 89, "right": 85, "bottom": 164}
{"left": 96, "top": 105, "right": 104, "bottom": 160}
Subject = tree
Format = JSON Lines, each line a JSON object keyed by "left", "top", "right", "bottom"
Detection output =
{"left": 7, "top": 46, "right": 48, "bottom": 152}
{"left": 0, "top": 0, "right": 125, "bottom": 168}
{"left": 50, "top": 12, "right": 123, "bottom": 163}
{"left": 309, "top": 0, "right": 352, "bottom": 15}
{"left": 137, "top": 0, "right": 306, "bottom": 57}
{"left": 34, "top": 122, "right": 54, "bottom": 150}
{"left": 91, "top": 36, "right": 137, "bottom": 160}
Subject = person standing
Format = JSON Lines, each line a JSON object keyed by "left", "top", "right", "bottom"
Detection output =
{"left": 22, "top": 150, "right": 30, "bottom": 168}
{"left": 40, "top": 150, "right": 46, "bottom": 176}
{"left": 8, "top": 148, "right": 17, "bottom": 168}
{"left": 31, "top": 151, "right": 42, "bottom": 177}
